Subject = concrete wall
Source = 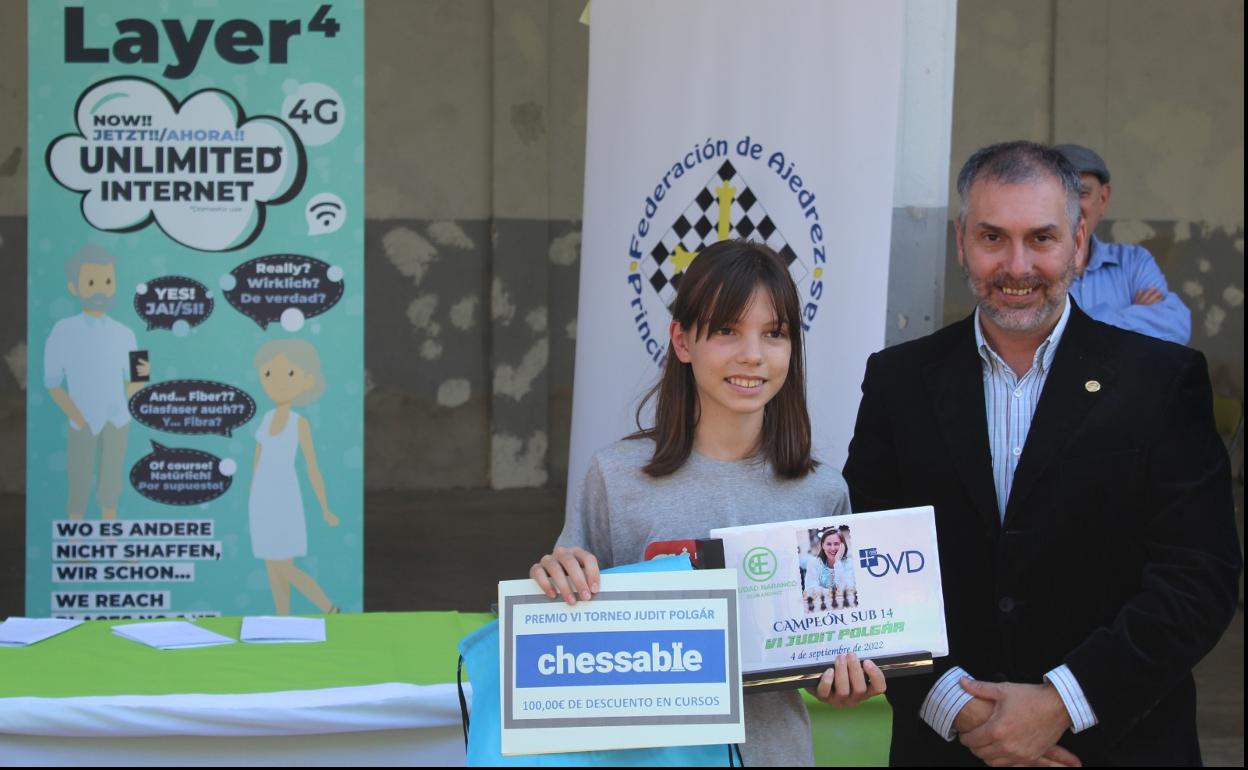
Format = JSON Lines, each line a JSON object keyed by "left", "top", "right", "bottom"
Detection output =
{"left": 0, "top": 0, "right": 1241, "bottom": 496}
{"left": 0, "top": 0, "right": 27, "bottom": 494}
{"left": 887, "top": 0, "right": 958, "bottom": 347}
{"left": 945, "top": 0, "right": 1245, "bottom": 403}
{"left": 360, "top": 0, "right": 589, "bottom": 491}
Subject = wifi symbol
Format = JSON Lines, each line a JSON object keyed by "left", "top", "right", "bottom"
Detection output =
{"left": 306, "top": 193, "right": 346, "bottom": 235}
{"left": 312, "top": 201, "right": 340, "bottom": 225}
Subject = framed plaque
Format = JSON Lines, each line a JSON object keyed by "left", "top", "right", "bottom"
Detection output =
{"left": 709, "top": 506, "right": 946, "bottom": 690}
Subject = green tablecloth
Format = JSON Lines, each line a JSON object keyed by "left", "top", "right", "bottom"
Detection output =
{"left": 1, "top": 611, "right": 890, "bottom": 765}
{"left": 0, "top": 612, "right": 494, "bottom": 698}
{"left": 805, "top": 690, "right": 892, "bottom": 767}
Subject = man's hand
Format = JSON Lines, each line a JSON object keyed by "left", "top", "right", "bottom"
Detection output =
{"left": 48, "top": 387, "right": 86, "bottom": 430}
{"left": 957, "top": 678, "right": 1078, "bottom": 767}
{"left": 806, "top": 653, "right": 885, "bottom": 707}
{"left": 954, "top": 695, "right": 1081, "bottom": 767}
{"left": 67, "top": 408, "right": 87, "bottom": 431}
{"left": 1134, "top": 287, "right": 1164, "bottom": 305}
{"left": 953, "top": 695, "right": 994, "bottom": 734}
{"left": 530, "top": 546, "right": 600, "bottom": 605}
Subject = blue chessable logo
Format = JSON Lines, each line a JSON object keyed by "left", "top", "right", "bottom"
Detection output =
{"left": 515, "top": 630, "right": 726, "bottom": 688}
{"left": 859, "top": 547, "right": 926, "bottom": 578}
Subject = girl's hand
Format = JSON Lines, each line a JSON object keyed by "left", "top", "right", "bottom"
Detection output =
{"left": 806, "top": 653, "right": 886, "bottom": 707}
{"left": 323, "top": 510, "right": 340, "bottom": 527}
{"left": 530, "top": 546, "right": 600, "bottom": 606}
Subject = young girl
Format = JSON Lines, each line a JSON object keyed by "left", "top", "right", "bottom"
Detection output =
{"left": 814, "top": 527, "right": 859, "bottom": 609}
{"left": 531, "top": 240, "right": 884, "bottom": 766}
{"left": 249, "top": 339, "right": 339, "bottom": 615}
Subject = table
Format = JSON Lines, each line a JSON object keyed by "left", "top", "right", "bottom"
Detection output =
{"left": 0, "top": 612, "right": 493, "bottom": 767}
{"left": 1, "top": 612, "right": 892, "bottom": 766}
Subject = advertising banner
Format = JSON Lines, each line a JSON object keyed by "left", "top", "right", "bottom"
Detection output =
{"left": 26, "top": 0, "right": 364, "bottom": 619}
{"left": 498, "top": 569, "right": 744, "bottom": 756}
{"left": 710, "top": 507, "right": 946, "bottom": 680}
{"left": 568, "top": 0, "right": 904, "bottom": 513}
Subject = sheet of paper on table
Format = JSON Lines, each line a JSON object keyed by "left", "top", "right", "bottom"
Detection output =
{"left": 0, "top": 617, "right": 84, "bottom": 646}
{"left": 111, "top": 621, "right": 236, "bottom": 649}
{"left": 240, "top": 616, "right": 327, "bottom": 644}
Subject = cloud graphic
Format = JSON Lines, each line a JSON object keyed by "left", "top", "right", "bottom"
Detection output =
{"left": 46, "top": 77, "right": 306, "bottom": 252}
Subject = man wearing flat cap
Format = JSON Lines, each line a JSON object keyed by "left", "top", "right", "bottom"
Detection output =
{"left": 1053, "top": 143, "right": 1191, "bottom": 344}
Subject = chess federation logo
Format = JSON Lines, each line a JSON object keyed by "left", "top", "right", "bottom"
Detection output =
{"left": 744, "top": 546, "right": 778, "bottom": 583}
{"left": 625, "top": 148, "right": 826, "bottom": 366}
{"left": 640, "top": 160, "right": 808, "bottom": 307}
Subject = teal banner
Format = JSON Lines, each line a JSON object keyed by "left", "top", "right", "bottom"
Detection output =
{"left": 26, "top": 0, "right": 364, "bottom": 618}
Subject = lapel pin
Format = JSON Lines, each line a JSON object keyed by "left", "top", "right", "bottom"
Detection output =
{"left": 1085, "top": 380, "right": 1101, "bottom": 393}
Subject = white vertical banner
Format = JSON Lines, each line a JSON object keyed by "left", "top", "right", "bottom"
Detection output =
{"left": 568, "top": 0, "right": 905, "bottom": 511}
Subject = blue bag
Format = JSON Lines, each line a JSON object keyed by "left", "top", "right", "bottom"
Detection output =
{"left": 457, "top": 556, "right": 743, "bottom": 766}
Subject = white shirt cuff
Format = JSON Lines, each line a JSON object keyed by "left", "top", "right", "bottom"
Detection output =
{"left": 1045, "top": 664, "right": 1098, "bottom": 733}
{"left": 919, "top": 666, "right": 974, "bottom": 741}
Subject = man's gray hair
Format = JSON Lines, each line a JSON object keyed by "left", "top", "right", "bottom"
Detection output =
{"left": 64, "top": 243, "right": 116, "bottom": 283}
{"left": 956, "top": 141, "right": 1082, "bottom": 235}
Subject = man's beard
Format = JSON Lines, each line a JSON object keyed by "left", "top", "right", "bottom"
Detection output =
{"left": 965, "top": 258, "right": 1074, "bottom": 333}
{"left": 81, "top": 291, "right": 115, "bottom": 312}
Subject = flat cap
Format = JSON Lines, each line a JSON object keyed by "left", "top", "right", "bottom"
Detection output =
{"left": 1053, "top": 144, "right": 1110, "bottom": 184}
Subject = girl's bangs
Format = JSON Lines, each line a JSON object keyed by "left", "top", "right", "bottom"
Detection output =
{"left": 686, "top": 256, "right": 797, "bottom": 339}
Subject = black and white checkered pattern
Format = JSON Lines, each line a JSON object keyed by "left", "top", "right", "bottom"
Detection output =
{"left": 640, "top": 160, "right": 807, "bottom": 307}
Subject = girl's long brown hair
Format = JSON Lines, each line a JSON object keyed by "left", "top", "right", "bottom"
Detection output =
{"left": 628, "top": 239, "right": 816, "bottom": 478}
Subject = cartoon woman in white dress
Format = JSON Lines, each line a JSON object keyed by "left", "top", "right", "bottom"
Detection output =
{"left": 249, "top": 339, "right": 339, "bottom": 615}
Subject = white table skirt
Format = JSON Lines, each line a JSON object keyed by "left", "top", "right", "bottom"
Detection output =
{"left": 0, "top": 682, "right": 473, "bottom": 767}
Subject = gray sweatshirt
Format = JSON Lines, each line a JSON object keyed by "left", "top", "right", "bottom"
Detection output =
{"left": 557, "top": 438, "right": 852, "bottom": 767}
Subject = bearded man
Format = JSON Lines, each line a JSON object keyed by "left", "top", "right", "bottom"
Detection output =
{"left": 44, "top": 244, "right": 148, "bottom": 520}
{"left": 843, "top": 141, "right": 1240, "bottom": 766}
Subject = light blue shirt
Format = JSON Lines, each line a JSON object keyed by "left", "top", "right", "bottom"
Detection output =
{"left": 1068, "top": 235, "right": 1191, "bottom": 344}
{"left": 43, "top": 312, "right": 137, "bottom": 435}
{"left": 975, "top": 299, "right": 1070, "bottom": 520}
{"left": 919, "top": 298, "right": 1098, "bottom": 740}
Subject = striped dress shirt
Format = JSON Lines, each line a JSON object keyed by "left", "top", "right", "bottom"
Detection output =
{"left": 919, "top": 298, "right": 1098, "bottom": 740}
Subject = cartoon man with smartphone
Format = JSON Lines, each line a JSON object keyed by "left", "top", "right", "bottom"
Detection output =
{"left": 44, "top": 244, "right": 149, "bottom": 521}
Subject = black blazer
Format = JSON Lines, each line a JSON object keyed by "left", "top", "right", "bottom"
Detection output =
{"left": 843, "top": 303, "right": 1241, "bottom": 766}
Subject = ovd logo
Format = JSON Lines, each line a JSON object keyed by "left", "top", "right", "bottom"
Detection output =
{"left": 743, "top": 546, "right": 777, "bottom": 583}
{"left": 859, "top": 547, "right": 926, "bottom": 578}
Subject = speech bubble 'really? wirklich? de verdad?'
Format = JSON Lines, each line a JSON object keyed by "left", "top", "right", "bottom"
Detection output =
{"left": 133, "top": 276, "right": 215, "bottom": 334}
{"left": 220, "top": 254, "right": 344, "bottom": 331}
{"left": 129, "top": 379, "right": 256, "bottom": 437}
{"left": 130, "top": 441, "right": 237, "bottom": 506}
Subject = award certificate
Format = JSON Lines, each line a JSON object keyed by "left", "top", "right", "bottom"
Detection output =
{"left": 710, "top": 506, "right": 946, "bottom": 685}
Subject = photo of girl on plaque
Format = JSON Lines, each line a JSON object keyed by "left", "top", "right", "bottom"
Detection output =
{"left": 798, "top": 525, "right": 858, "bottom": 613}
